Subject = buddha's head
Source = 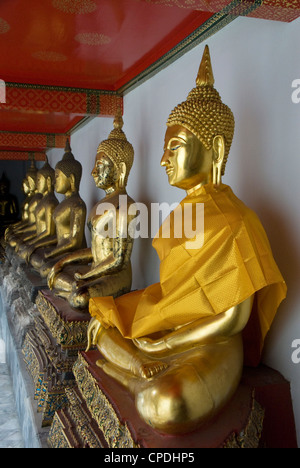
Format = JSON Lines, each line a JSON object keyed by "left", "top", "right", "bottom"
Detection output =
{"left": 0, "top": 173, "right": 10, "bottom": 195}
{"left": 55, "top": 139, "right": 83, "bottom": 195}
{"left": 26, "top": 158, "right": 38, "bottom": 193}
{"left": 161, "top": 45, "right": 235, "bottom": 191}
{"left": 36, "top": 158, "right": 55, "bottom": 195}
{"left": 92, "top": 110, "right": 134, "bottom": 191}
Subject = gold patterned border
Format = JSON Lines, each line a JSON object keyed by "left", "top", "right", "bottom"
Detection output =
{"left": 36, "top": 291, "right": 90, "bottom": 349}
{"left": 73, "top": 354, "right": 139, "bottom": 448}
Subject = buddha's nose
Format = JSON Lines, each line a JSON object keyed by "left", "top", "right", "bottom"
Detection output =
{"left": 161, "top": 150, "right": 170, "bottom": 167}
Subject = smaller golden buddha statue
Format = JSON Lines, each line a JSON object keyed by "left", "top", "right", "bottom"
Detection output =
{"left": 47, "top": 111, "right": 136, "bottom": 310}
{"left": 19, "top": 177, "right": 31, "bottom": 224}
{"left": 17, "top": 158, "right": 59, "bottom": 262}
{"left": 29, "top": 140, "right": 87, "bottom": 277}
{"left": 0, "top": 172, "right": 19, "bottom": 237}
{"left": 85, "top": 46, "right": 287, "bottom": 434}
{"left": 6, "top": 159, "right": 43, "bottom": 249}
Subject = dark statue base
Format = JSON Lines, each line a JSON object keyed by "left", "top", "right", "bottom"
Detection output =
{"left": 48, "top": 350, "right": 298, "bottom": 449}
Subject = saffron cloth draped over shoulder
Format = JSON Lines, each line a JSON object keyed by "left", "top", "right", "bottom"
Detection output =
{"left": 89, "top": 183, "right": 286, "bottom": 367}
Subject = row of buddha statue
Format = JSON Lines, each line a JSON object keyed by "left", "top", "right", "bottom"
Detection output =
{"left": 4, "top": 46, "right": 287, "bottom": 435}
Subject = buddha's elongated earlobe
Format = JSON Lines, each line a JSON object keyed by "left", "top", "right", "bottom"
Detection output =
{"left": 70, "top": 174, "right": 76, "bottom": 193}
{"left": 46, "top": 175, "right": 52, "bottom": 192}
{"left": 118, "top": 162, "right": 127, "bottom": 189}
{"left": 212, "top": 135, "right": 225, "bottom": 186}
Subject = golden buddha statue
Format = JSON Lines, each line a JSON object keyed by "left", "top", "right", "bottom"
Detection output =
{"left": 16, "top": 158, "right": 59, "bottom": 262}
{"left": 47, "top": 112, "right": 136, "bottom": 310}
{"left": 86, "top": 46, "right": 287, "bottom": 434}
{"left": 5, "top": 159, "right": 43, "bottom": 249}
{"left": 27, "top": 140, "right": 87, "bottom": 276}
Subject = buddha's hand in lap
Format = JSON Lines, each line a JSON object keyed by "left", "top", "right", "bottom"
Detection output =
{"left": 133, "top": 336, "right": 168, "bottom": 356}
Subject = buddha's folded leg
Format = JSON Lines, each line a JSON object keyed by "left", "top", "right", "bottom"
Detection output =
{"left": 38, "top": 252, "right": 74, "bottom": 278}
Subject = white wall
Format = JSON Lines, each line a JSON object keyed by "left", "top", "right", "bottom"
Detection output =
{"left": 47, "top": 16, "right": 300, "bottom": 444}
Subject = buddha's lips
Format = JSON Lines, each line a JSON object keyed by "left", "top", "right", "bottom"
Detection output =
{"left": 166, "top": 167, "right": 174, "bottom": 175}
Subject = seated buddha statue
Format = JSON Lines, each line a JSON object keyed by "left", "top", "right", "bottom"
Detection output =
{"left": 47, "top": 111, "right": 136, "bottom": 310}
{"left": 85, "top": 46, "right": 287, "bottom": 434}
{"left": 5, "top": 159, "right": 43, "bottom": 249}
{"left": 0, "top": 172, "right": 19, "bottom": 237}
{"left": 17, "top": 158, "right": 59, "bottom": 262}
{"left": 27, "top": 140, "right": 87, "bottom": 276}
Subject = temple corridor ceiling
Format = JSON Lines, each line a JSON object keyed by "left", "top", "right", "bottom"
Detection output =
{"left": 0, "top": 0, "right": 299, "bottom": 160}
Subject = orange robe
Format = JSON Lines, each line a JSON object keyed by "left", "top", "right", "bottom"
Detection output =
{"left": 89, "top": 184, "right": 287, "bottom": 366}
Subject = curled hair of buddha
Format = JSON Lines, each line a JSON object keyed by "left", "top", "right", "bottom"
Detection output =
{"left": 167, "top": 45, "right": 235, "bottom": 175}
{"left": 38, "top": 157, "right": 55, "bottom": 185}
{"left": 55, "top": 139, "right": 83, "bottom": 191}
{"left": 97, "top": 109, "right": 134, "bottom": 186}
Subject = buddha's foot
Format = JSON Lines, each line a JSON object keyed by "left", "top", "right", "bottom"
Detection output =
{"left": 96, "top": 358, "right": 168, "bottom": 382}
{"left": 139, "top": 361, "right": 168, "bottom": 379}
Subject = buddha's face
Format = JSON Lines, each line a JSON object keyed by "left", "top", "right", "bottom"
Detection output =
{"left": 22, "top": 180, "right": 30, "bottom": 195}
{"left": 36, "top": 173, "right": 47, "bottom": 194}
{"left": 0, "top": 183, "right": 7, "bottom": 195}
{"left": 92, "top": 153, "right": 119, "bottom": 190}
{"left": 161, "top": 125, "right": 213, "bottom": 191}
{"left": 27, "top": 176, "right": 36, "bottom": 193}
{"left": 55, "top": 168, "right": 71, "bottom": 194}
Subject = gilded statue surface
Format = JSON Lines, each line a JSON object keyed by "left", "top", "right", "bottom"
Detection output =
{"left": 5, "top": 159, "right": 43, "bottom": 249}
{"left": 47, "top": 112, "right": 136, "bottom": 310}
{"left": 16, "top": 159, "right": 59, "bottom": 262}
{"left": 28, "top": 141, "right": 87, "bottom": 277}
{"left": 85, "top": 46, "right": 287, "bottom": 434}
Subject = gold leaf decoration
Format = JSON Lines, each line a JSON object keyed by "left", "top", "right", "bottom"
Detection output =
{"left": 32, "top": 51, "right": 67, "bottom": 62}
{"left": 0, "top": 18, "right": 10, "bottom": 34}
{"left": 75, "top": 32, "right": 111, "bottom": 46}
{"left": 52, "top": 0, "right": 97, "bottom": 14}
